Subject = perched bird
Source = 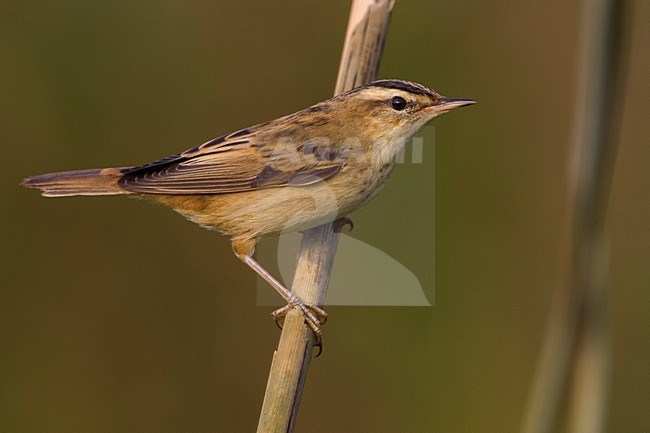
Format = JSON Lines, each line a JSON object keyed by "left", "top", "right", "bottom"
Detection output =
{"left": 23, "top": 79, "right": 474, "bottom": 338}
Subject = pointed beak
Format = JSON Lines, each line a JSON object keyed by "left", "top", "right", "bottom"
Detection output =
{"left": 425, "top": 97, "right": 476, "bottom": 115}
{"left": 438, "top": 97, "right": 476, "bottom": 109}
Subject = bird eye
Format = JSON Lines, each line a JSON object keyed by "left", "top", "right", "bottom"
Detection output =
{"left": 390, "top": 96, "right": 407, "bottom": 111}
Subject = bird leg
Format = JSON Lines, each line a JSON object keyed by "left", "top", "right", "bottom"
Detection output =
{"left": 232, "top": 239, "right": 327, "bottom": 340}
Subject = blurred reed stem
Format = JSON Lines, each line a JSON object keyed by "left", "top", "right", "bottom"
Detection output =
{"left": 256, "top": 1, "right": 394, "bottom": 432}
{"left": 522, "top": 1, "right": 629, "bottom": 433}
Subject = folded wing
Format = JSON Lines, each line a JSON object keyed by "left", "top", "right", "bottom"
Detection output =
{"left": 118, "top": 131, "right": 345, "bottom": 195}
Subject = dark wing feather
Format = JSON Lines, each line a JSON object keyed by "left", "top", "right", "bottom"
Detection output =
{"left": 118, "top": 131, "right": 345, "bottom": 195}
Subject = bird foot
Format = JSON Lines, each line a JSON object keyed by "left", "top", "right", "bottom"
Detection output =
{"left": 272, "top": 298, "right": 328, "bottom": 343}
{"left": 336, "top": 216, "right": 354, "bottom": 232}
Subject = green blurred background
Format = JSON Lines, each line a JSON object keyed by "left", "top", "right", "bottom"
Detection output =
{"left": 2, "top": 1, "right": 648, "bottom": 432}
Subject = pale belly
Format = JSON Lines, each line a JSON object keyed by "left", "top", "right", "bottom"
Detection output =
{"left": 151, "top": 161, "right": 395, "bottom": 240}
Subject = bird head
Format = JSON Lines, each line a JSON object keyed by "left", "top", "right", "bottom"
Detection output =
{"left": 331, "top": 79, "right": 475, "bottom": 163}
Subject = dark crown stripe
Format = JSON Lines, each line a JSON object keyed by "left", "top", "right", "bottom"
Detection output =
{"left": 367, "top": 80, "right": 432, "bottom": 97}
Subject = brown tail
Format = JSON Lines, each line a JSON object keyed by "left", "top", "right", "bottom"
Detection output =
{"left": 22, "top": 168, "right": 129, "bottom": 197}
